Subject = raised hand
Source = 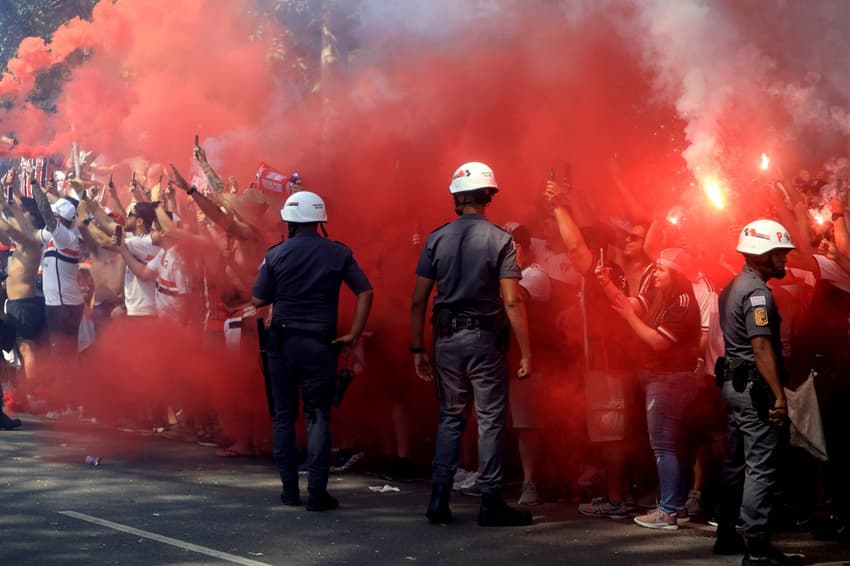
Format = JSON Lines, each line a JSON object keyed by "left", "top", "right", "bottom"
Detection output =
{"left": 169, "top": 164, "right": 191, "bottom": 191}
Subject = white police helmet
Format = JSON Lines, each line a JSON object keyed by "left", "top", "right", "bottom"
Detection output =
{"left": 280, "top": 191, "right": 327, "bottom": 223}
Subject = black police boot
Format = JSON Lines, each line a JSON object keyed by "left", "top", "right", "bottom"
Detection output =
{"left": 742, "top": 541, "right": 805, "bottom": 566}
{"left": 306, "top": 491, "right": 339, "bottom": 512}
{"left": 713, "top": 529, "right": 746, "bottom": 555}
{"left": 280, "top": 482, "right": 302, "bottom": 506}
{"left": 425, "top": 483, "right": 453, "bottom": 524}
{"left": 478, "top": 492, "right": 533, "bottom": 527}
{"left": 0, "top": 413, "right": 21, "bottom": 430}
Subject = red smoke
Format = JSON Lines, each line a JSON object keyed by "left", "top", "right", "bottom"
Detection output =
{"left": 5, "top": 0, "right": 847, "bottom": 478}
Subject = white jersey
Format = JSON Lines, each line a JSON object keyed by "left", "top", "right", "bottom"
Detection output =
{"left": 124, "top": 234, "right": 160, "bottom": 316}
{"left": 813, "top": 254, "right": 850, "bottom": 293}
{"left": 146, "top": 247, "right": 189, "bottom": 319}
{"left": 529, "top": 237, "right": 582, "bottom": 286}
{"left": 693, "top": 274, "right": 722, "bottom": 375}
{"left": 40, "top": 224, "right": 83, "bottom": 306}
{"left": 520, "top": 263, "right": 552, "bottom": 302}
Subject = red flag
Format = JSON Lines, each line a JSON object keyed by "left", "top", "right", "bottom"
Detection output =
{"left": 255, "top": 162, "right": 288, "bottom": 194}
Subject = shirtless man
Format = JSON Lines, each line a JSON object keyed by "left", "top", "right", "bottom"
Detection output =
{"left": 0, "top": 169, "right": 46, "bottom": 381}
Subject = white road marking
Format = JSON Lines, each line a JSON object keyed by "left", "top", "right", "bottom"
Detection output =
{"left": 58, "top": 511, "right": 272, "bottom": 566}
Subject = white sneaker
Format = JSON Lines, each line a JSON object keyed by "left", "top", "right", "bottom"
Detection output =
{"left": 578, "top": 496, "right": 630, "bottom": 519}
{"left": 452, "top": 469, "right": 475, "bottom": 491}
{"left": 518, "top": 482, "right": 540, "bottom": 506}
{"left": 458, "top": 472, "right": 481, "bottom": 496}
{"left": 634, "top": 508, "right": 678, "bottom": 530}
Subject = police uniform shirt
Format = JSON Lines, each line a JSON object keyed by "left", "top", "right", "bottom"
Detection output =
{"left": 718, "top": 264, "right": 781, "bottom": 364}
{"left": 252, "top": 232, "right": 372, "bottom": 339}
{"left": 415, "top": 214, "right": 520, "bottom": 319}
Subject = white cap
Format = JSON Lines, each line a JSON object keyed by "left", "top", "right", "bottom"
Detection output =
{"left": 736, "top": 219, "right": 795, "bottom": 255}
{"left": 51, "top": 199, "right": 77, "bottom": 222}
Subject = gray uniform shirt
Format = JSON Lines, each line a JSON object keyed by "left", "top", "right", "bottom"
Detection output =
{"left": 416, "top": 213, "right": 520, "bottom": 319}
{"left": 718, "top": 264, "right": 782, "bottom": 364}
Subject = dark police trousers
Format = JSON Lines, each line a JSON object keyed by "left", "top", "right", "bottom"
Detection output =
{"left": 432, "top": 328, "right": 508, "bottom": 495}
{"left": 267, "top": 331, "right": 336, "bottom": 496}
{"left": 717, "top": 378, "right": 781, "bottom": 545}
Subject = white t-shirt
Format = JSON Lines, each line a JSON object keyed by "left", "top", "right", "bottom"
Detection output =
{"left": 529, "top": 237, "right": 582, "bottom": 286}
{"left": 146, "top": 247, "right": 188, "bottom": 319}
{"left": 124, "top": 234, "right": 160, "bottom": 316}
{"left": 814, "top": 254, "right": 850, "bottom": 293}
{"left": 693, "top": 274, "right": 723, "bottom": 374}
{"left": 520, "top": 263, "right": 552, "bottom": 302}
{"left": 40, "top": 224, "right": 83, "bottom": 306}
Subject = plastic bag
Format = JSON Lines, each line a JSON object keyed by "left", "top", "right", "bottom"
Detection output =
{"left": 785, "top": 371, "right": 828, "bottom": 461}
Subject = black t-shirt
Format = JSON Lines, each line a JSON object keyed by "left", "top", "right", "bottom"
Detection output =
{"left": 640, "top": 286, "right": 701, "bottom": 371}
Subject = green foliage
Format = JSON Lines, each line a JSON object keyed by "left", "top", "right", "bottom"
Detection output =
{"left": 0, "top": 0, "right": 98, "bottom": 70}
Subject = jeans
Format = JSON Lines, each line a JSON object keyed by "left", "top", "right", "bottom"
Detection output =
{"left": 641, "top": 369, "right": 695, "bottom": 515}
{"left": 267, "top": 331, "right": 337, "bottom": 496}
{"left": 432, "top": 328, "right": 508, "bottom": 495}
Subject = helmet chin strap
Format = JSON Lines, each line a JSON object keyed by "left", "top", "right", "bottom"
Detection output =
{"left": 320, "top": 224, "right": 328, "bottom": 238}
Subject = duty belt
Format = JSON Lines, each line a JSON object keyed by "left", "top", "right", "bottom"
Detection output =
{"left": 450, "top": 316, "right": 500, "bottom": 332}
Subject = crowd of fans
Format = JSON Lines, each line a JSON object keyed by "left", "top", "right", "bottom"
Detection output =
{"left": 0, "top": 143, "right": 848, "bottom": 542}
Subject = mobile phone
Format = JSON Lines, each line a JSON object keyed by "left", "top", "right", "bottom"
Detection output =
{"left": 549, "top": 167, "right": 555, "bottom": 180}
{"left": 114, "top": 225, "right": 123, "bottom": 243}
{"left": 599, "top": 247, "right": 605, "bottom": 267}
{"left": 194, "top": 134, "right": 199, "bottom": 146}
{"left": 6, "top": 186, "right": 13, "bottom": 205}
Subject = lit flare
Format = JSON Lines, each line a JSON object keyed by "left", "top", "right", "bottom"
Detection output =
{"left": 760, "top": 153, "right": 770, "bottom": 171}
{"left": 701, "top": 177, "right": 725, "bottom": 210}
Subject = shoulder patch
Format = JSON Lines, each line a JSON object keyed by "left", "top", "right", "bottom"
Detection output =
{"left": 753, "top": 306, "right": 769, "bottom": 326}
{"left": 749, "top": 295, "right": 766, "bottom": 307}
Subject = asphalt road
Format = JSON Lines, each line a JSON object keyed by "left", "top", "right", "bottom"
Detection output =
{"left": 1, "top": 416, "right": 848, "bottom": 566}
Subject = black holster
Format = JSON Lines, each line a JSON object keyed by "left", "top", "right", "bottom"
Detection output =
{"left": 433, "top": 307, "right": 454, "bottom": 338}
{"left": 728, "top": 359, "right": 754, "bottom": 393}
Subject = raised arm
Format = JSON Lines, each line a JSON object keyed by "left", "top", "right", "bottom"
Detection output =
{"left": 170, "top": 163, "right": 232, "bottom": 230}
{"left": 544, "top": 179, "right": 594, "bottom": 274}
{"left": 30, "top": 179, "right": 57, "bottom": 234}
{"left": 193, "top": 143, "right": 226, "bottom": 196}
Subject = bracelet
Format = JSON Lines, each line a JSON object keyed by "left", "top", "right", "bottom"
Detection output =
{"left": 409, "top": 346, "right": 425, "bottom": 354}
{"left": 187, "top": 185, "right": 197, "bottom": 195}
{"left": 832, "top": 212, "right": 844, "bottom": 222}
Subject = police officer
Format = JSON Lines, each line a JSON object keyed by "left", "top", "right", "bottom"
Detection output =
{"left": 410, "top": 161, "right": 533, "bottom": 527}
{"left": 714, "top": 219, "right": 803, "bottom": 566}
{"left": 251, "top": 191, "right": 373, "bottom": 511}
